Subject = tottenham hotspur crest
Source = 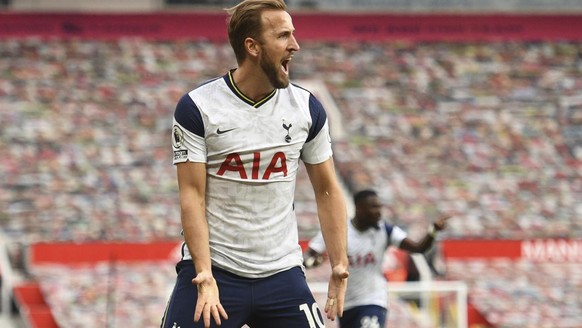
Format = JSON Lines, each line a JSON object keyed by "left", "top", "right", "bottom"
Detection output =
{"left": 283, "top": 123, "right": 292, "bottom": 143}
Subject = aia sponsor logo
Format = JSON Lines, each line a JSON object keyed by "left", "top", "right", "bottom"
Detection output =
{"left": 217, "top": 152, "right": 287, "bottom": 180}
{"left": 348, "top": 252, "right": 377, "bottom": 267}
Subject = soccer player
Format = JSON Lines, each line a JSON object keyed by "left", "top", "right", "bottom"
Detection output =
{"left": 162, "top": 1, "right": 349, "bottom": 327}
{"left": 304, "top": 189, "right": 450, "bottom": 328}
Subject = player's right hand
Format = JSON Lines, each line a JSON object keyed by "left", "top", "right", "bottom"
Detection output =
{"left": 192, "top": 272, "right": 228, "bottom": 327}
{"left": 325, "top": 264, "right": 349, "bottom": 321}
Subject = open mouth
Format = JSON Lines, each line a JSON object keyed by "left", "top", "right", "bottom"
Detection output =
{"left": 281, "top": 58, "right": 291, "bottom": 74}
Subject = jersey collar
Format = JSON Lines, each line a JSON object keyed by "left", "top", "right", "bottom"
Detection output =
{"left": 224, "top": 69, "right": 277, "bottom": 108}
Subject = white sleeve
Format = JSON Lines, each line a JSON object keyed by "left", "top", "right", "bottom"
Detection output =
{"left": 301, "top": 119, "right": 333, "bottom": 165}
{"left": 172, "top": 120, "right": 206, "bottom": 164}
{"left": 171, "top": 92, "right": 206, "bottom": 164}
{"left": 390, "top": 225, "right": 408, "bottom": 247}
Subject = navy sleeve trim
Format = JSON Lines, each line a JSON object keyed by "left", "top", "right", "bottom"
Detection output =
{"left": 307, "top": 94, "right": 327, "bottom": 142}
{"left": 174, "top": 93, "right": 204, "bottom": 138}
{"left": 384, "top": 222, "right": 394, "bottom": 246}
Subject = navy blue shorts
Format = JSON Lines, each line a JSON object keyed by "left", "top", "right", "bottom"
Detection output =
{"left": 339, "top": 305, "right": 387, "bottom": 328}
{"left": 161, "top": 260, "right": 325, "bottom": 328}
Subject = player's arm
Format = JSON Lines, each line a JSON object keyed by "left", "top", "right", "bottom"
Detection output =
{"left": 177, "top": 161, "right": 227, "bottom": 327}
{"left": 399, "top": 215, "right": 451, "bottom": 253}
{"left": 305, "top": 157, "right": 349, "bottom": 321}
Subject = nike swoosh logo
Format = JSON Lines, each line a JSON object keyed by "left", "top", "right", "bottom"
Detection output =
{"left": 217, "top": 128, "right": 236, "bottom": 135}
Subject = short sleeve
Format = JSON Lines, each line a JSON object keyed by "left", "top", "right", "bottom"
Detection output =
{"left": 389, "top": 225, "right": 408, "bottom": 247}
{"left": 172, "top": 93, "right": 207, "bottom": 164}
{"left": 301, "top": 94, "right": 333, "bottom": 164}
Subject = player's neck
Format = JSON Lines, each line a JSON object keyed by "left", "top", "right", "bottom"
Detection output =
{"left": 351, "top": 218, "right": 368, "bottom": 232}
{"left": 232, "top": 66, "right": 275, "bottom": 102}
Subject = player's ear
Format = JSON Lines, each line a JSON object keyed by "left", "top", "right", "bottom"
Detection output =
{"left": 245, "top": 37, "right": 261, "bottom": 58}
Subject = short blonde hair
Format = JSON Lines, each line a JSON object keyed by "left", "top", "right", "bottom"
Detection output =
{"left": 225, "top": 0, "right": 287, "bottom": 64}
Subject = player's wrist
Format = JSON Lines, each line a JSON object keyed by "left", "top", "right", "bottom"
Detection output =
{"left": 331, "top": 262, "right": 349, "bottom": 275}
{"left": 193, "top": 270, "right": 215, "bottom": 283}
{"left": 428, "top": 224, "right": 438, "bottom": 238}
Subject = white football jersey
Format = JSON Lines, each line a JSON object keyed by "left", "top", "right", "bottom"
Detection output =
{"left": 172, "top": 70, "right": 333, "bottom": 278}
{"left": 309, "top": 220, "right": 407, "bottom": 310}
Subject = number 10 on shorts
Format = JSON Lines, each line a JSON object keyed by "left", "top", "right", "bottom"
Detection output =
{"left": 299, "top": 303, "right": 325, "bottom": 328}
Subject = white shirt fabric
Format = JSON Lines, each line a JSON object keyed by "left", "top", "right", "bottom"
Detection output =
{"left": 309, "top": 220, "right": 407, "bottom": 309}
{"left": 172, "top": 71, "right": 333, "bottom": 278}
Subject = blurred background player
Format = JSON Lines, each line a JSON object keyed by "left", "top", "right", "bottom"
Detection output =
{"left": 163, "top": 0, "right": 349, "bottom": 327}
{"left": 304, "top": 189, "right": 450, "bottom": 328}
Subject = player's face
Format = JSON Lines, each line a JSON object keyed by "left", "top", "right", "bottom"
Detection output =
{"left": 258, "top": 9, "right": 300, "bottom": 88}
{"left": 361, "top": 196, "right": 382, "bottom": 229}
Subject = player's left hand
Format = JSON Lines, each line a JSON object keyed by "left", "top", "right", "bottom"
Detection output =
{"left": 325, "top": 264, "right": 349, "bottom": 321}
{"left": 192, "top": 272, "right": 228, "bottom": 327}
{"left": 433, "top": 215, "right": 451, "bottom": 232}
